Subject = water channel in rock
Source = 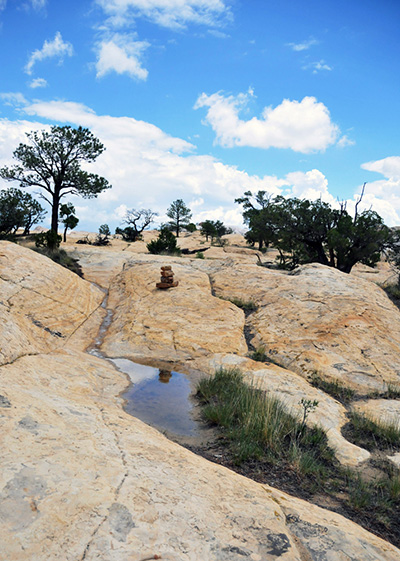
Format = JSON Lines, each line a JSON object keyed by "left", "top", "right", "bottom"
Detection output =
{"left": 87, "top": 289, "right": 211, "bottom": 444}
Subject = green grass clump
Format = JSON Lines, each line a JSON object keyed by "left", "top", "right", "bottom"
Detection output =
{"left": 196, "top": 251, "right": 205, "bottom": 259}
{"left": 227, "top": 297, "right": 258, "bottom": 312}
{"left": 309, "top": 372, "right": 355, "bottom": 403}
{"left": 384, "top": 283, "right": 400, "bottom": 302}
{"left": 348, "top": 412, "right": 400, "bottom": 451}
{"left": 196, "top": 368, "right": 333, "bottom": 475}
{"left": 196, "top": 368, "right": 400, "bottom": 545}
{"left": 249, "top": 345, "right": 268, "bottom": 362}
{"left": 33, "top": 247, "right": 83, "bottom": 277}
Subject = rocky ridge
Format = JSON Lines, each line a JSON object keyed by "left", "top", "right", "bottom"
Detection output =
{"left": 1, "top": 239, "right": 400, "bottom": 560}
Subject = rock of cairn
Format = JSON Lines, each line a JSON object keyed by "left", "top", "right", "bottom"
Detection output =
{"left": 156, "top": 265, "right": 179, "bottom": 289}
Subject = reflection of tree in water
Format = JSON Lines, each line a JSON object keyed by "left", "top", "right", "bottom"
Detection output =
{"left": 159, "top": 370, "right": 172, "bottom": 384}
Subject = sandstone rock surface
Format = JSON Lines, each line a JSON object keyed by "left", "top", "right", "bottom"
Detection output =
{"left": 102, "top": 260, "right": 248, "bottom": 362}
{"left": 2, "top": 349, "right": 399, "bottom": 561}
{"left": 211, "top": 262, "right": 400, "bottom": 393}
{"left": 0, "top": 241, "right": 103, "bottom": 364}
{"left": 2, "top": 240, "right": 400, "bottom": 560}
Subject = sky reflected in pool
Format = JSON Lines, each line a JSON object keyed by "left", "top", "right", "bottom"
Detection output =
{"left": 110, "top": 358, "right": 199, "bottom": 437}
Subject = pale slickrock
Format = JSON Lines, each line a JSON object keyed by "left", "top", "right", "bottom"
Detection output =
{"left": 351, "top": 399, "right": 400, "bottom": 467}
{"left": 102, "top": 260, "right": 248, "bottom": 362}
{"left": 205, "top": 353, "right": 370, "bottom": 467}
{"left": 0, "top": 241, "right": 104, "bottom": 364}
{"left": 1, "top": 349, "right": 399, "bottom": 561}
{"left": 211, "top": 262, "right": 400, "bottom": 393}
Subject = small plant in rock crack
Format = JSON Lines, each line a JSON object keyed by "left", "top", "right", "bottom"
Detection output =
{"left": 297, "top": 399, "right": 319, "bottom": 441}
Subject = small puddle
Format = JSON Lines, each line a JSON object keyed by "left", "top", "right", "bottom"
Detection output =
{"left": 109, "top": 358, "right": 198, "bottom": 437}
{"left": 86, "top": 287, "right": 212, "bottom": 443}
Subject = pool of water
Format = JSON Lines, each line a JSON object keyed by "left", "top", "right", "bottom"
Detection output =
{"left": 109, "top": 358, "right": 199, "bottom": 437}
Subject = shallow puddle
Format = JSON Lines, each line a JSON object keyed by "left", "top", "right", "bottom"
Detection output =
{"left": 109, "top": 358, "right": 199, "bottom": 437}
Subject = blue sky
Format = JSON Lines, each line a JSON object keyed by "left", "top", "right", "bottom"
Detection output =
{"left": 0, "top": 0, "right": 399, "bottom": 231}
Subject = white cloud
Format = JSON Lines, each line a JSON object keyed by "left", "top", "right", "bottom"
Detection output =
{"left": 303, "top": 60, "right": 332, "bottom": 73}
{"left": 287, "top": 37, "right": 319, "bottom": 51}
{"left": 0, "top": 92, "right": 28, "bottom": 106}
{"left": 195, "top": 90, "right": 340, "bottom": 153}
{"left": 337, "top": 135, "right": 355, "bottom": 148}
{"left": 25, "top": 31, "right": 73, "bottom": 75}
{"left": 29, "top": 77, "right": 48, "bottom": 89}
{"left": 362, "top": 156, "right": 400, "bottom": 180}
{"left": 95, "top": 0, "right": 232, "bottom": 30}
{"left": 95, "top": 34, "right": 149, "bottom": 79}
{"left": 1, "top": 98, "right": 399, "bottom": 230}
{"left": 26, "top": 0, "right": 46, "bottom": 9}
{"left": 285, "top": 169, "right": 336, "bottom": 204}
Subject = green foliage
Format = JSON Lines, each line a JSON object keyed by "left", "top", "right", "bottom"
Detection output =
{"left": 33, "top": 247, "right": 83, "bottom": 277}
{"left": 196, "top": 251, "right": 205, "bottom": 259}
{"left": 0, "top": 187, "right": 46, "bottom": 236}
{"left": 59, "top": 202, "right": 79, "bottom": 242}
{"left": 386, "top": 229, "right": 400, "bottom": 285}
{"left": 94, "top": 224, "right": 111, "bottom": 246}
{"left": 235, "top": 190, "right": 392, "bottom": 273}
{"left": 347, "top": 412, "right": 400, "bottom": 451}
{"left": 249, "top": 346, "right": 269, "bottom": 362}
{"left": 226, "top": 297, "right": 258, "bottom": 311}
{"left": 0, "top": 126, "right": 111, "bottom": 234}
{"left": 200, "top": 219, "right": 232, "bottom": 242}
{"left": 309, "top": 372, "right": 355, "bottom": 403}
{"left": 196, "top": 368, "right": 332, "bottom": 471}
{"left": 35, "top": 230, "right": 62, "bottom": 250}
{"left": 166, "top": 199, "right": 192, "bottom": 237}
{"left": 184, "top": 222, "right": 197, "bottom": 232}
{"left": 146, "top": 225, "right": 181, "bottom": 255}
{"left": 119, "top": 208, "right": 158, "bottom": 241}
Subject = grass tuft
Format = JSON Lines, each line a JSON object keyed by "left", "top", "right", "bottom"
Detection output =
{"left": 226, "top": 297, "right": 258, "bottom": 312}
{"left": 196, "top": 367, "right": 331, "bottom": 475}
{"left": 309, "top": 372, "right": 355, "bottom": 403}
{"left": 347, "top": 412, "right": 400, "bottom": 451}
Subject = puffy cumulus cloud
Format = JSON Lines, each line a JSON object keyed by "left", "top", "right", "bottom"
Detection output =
{"left": 95, "top": 34, "right": 149, "bottom": 79}
{"left": 0, "top": 98, "right": 288, "bottom": 229}
{"left": 285, "top": 169, "right": 336, "bottom": 204}
{"left": 24, "top": 32, "right": 73, "bottom": 75}
{"left": 0, "top": 117, "right": 49, "bottom": 179}
{"left": 2, "top": 97, "right": 398, "bottom": 231}
{"left": 95, "top": 0, "right": 232, "bottom": 30}
{"left": 358, "top": 157, "right": 400, "bottom": 226}
{"left": 195, "top": 91, "right": 340, "bottom": 153}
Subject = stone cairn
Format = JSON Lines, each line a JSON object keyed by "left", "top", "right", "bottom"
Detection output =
{"left": 156, "top": 265, "right": 179, "bottom": 289}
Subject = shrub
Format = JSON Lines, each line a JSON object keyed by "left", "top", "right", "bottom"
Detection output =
{"left": 35, "top": 230, "right": 62, "bottom": 250}
{"left": 147, "top": 226, "right": 181, "bottom": 255}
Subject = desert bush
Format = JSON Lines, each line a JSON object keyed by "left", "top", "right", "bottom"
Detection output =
{"left": 35, "top": 230, "right": 62, "bottom": 250}
{"left": 147, "top": 226, "right": 181, "bottom": 255}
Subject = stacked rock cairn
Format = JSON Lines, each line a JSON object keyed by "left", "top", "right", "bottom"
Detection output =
{"left": 156, "top": 265, "right": 179, "bottom": 289}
